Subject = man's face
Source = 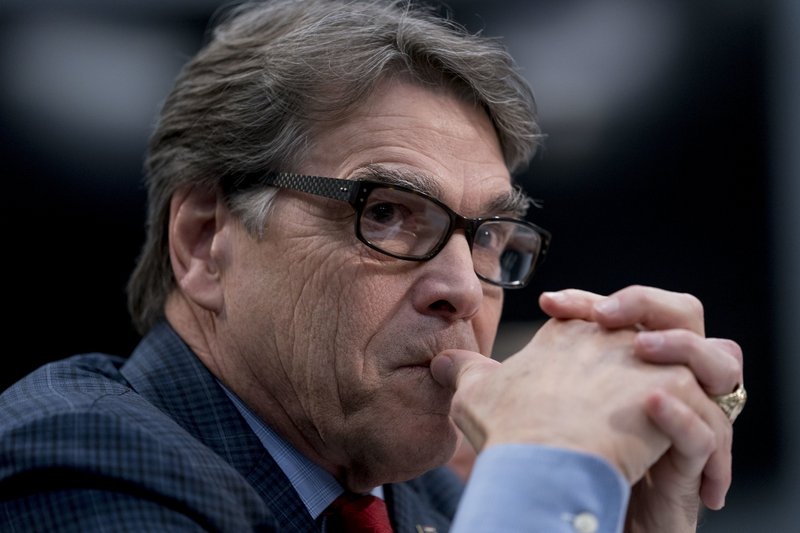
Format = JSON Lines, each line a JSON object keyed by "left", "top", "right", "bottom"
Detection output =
{"left": 219, "top": 79, "right": 515, "bottom": 490}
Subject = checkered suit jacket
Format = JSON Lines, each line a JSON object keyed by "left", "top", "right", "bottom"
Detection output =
{"left": 0, "top": 322, "right": 462, "bottom": 532}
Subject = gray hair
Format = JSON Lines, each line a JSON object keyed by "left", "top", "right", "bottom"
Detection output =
{"left": 127, "top": 0, "right": 542, "bottom": 334}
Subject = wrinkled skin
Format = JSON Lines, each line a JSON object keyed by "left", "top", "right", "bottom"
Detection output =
{"left": 165, "top": 78, "right": 742, "bottom": 531}
{"left": 433, "top": 287, "right": 741, "bottom": 532}
{"left": 166, "top": 79, "right": 509, "bottom": 491}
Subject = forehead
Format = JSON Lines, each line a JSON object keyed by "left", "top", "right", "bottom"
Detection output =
{"left": 299, "top": 79, "right": 515, "bottom": 215}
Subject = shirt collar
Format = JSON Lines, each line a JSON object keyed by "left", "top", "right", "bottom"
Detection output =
{"left": 220, "top": 384, "right": 344, "bottom": 519}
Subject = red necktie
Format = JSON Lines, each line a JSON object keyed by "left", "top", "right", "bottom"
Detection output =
{"left": 325, "top": 492, "right": 394, "bottom": 533}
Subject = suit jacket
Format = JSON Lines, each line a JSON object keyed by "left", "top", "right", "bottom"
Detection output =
{"left": 0, "top": 322, "right": 462, "bottom": 532}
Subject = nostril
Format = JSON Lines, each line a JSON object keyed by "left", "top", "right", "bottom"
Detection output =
{"left": 429, "top": 299, "right": 457, "bottom": 314}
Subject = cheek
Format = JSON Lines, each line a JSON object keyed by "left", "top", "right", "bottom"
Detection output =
{"left": 223, "top": 234, "right": 355, "bottom": 373}
{"left": 319, "top": 252, "right": 412, "bottom": 335}
{"left": 474, "top": 288, "right": 504, "bottom": 354}
{"left": 293, "top": 254, "right": 398, "bottom": 369}
{"left": 325, "top": 270, "right": 403, "bottom": 369}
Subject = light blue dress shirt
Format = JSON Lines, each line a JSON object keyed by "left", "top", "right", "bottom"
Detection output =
{"left": 223, "top": 386, "right": 629, "bottom": 532}
{"left": 222, "top": 386, "right": 344, "bottom": 518}
{"left": 453, "top": 444, "right": 629, "bottom": 532}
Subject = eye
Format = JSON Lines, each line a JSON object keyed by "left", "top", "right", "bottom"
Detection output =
{"left": 357, "top": 186, "right": 451, "bottom": 258}
{"left": 474, "top": 225, "right": 508, "bottom": 252}
{"left": 364, "top": 202, "right": 408, "bottom": 226}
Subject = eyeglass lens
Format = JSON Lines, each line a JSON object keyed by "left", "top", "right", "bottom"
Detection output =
{"left": 357, "top": 187, "right": 542, "bottom": 285}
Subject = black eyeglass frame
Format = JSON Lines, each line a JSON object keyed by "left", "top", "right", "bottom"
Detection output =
{"left": 225, "top": 171, "right": 551, "bottom": 288}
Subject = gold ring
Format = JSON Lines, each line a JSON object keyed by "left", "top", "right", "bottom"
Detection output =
{"left": 711, "top": 383, "right": 747, "bottom": 423}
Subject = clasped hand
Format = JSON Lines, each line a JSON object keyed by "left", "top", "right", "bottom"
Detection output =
{"left": 430, "top": 285, "right": 743, "bottom": 532}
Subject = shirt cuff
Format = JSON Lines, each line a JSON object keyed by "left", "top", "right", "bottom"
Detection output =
{"left": 451, "top": 444, "right": 629, "bottom": 533}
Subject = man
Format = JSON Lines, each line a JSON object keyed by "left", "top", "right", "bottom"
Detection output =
{"left": 0, "top": 1, "right": 745, "bottom": 531}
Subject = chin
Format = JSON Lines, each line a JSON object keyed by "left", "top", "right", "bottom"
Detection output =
{"left": 344, "top": 414, "right": 459, "bottom": 490}
{"left": 388, "top": 415, "right": 460, "bottom": 479}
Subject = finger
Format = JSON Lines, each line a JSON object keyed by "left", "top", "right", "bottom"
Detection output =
{"left": 592, "top": 286, "right": 705, "bottom": 335}
{"left": 694, "top": 390, "right": 734, "bottom": 511}
{"left": 636, "top": 331, "right": 743, "bottom": 396}
{"left": 637, "top": 332, "right": 739, "bottom": 508}
{"left": 431, "top": 350, "right": 501, "bottom": 451}
{"left": 646, "top": 391, "right": 715, "bottom": 475}
{"left": 699, "top": 421, "right": 733, "bottom": 511}
{"left": 648, "top": 386, "right": 734, "bottom": 510}
{"left": 645, "top": 391, "right": 720, "bottom": 507}
{"left": 707, "top": 337, "right": 744, "bottom": 367}
{"left": 430, "top": 349, "right": 500, "bottom": 392}
{"left": 539, "top": 289, "right": 604, "bottom": 320}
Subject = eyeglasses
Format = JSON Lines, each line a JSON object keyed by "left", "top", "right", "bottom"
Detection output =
{"left": 227, "top": 172, "right": 550, "bottom": 288}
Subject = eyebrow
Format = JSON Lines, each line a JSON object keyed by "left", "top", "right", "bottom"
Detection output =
{"left": 353, "top": 164, "right": 445, "bottom": 198}
{"left": 487, "top": 186, "right": 533, "bottom": 218}
{"left": 352, "top": 163, "right": 533, "bottom": 218}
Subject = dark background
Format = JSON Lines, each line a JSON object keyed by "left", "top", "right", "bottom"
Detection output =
{"left": 2, "top": 1, "right": 796, "bottom": 530}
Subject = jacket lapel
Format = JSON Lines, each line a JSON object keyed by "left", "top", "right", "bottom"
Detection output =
{"left": 120, "top": 322, "right": 317, "bottom": 532}
{"left": 387, "top": 467, "right": 463, "bottom": 533}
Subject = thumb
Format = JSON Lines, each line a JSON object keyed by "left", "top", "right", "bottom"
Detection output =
{"left": 432, "top": 349, "right": 501, "bottom": 453}
{"left": 430, "top": 349, "right": 500, "bottom": 392}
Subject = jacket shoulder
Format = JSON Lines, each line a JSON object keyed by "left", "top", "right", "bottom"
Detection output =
{"left": 0, "top": 353, "right": 274, "bottom": 531}
{"left": 0, "top": 353, "right": 130, "bottom": 418}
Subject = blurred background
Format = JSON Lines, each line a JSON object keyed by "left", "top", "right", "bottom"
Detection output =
{"left": 1, "top": 0, "right": 796, "bottom": 530}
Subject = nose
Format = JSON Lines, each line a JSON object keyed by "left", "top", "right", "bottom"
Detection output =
{"left": 411, "top": 232, "right": 483, "bottom": 321}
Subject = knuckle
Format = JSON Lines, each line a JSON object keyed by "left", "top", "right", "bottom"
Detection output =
{"left": 719, "top": 338, "right": 744, "bottom": 365}
{"left": 621, "top": 284, "right": 647, "bottom": 303}
{"left": 723, "top": 356, "right": 743, "bottom": 389}
{"left": 731, "top": 342, "right": 744, "bottom": 366}
{"left": 681, "top": 292, "right": 705, "bottom": 320}
{"left": 673, "top": 406, "right": 716, "bottom": 456}
{"left": 671, "top": 365, "right": 697, "bottom": 392}
{"left": 620, "top": 284, "right": 641, "bottom": 293}
{"left": 706, "top": 339, "right": 744, "bottom": 390}
{"left": 699, "top": 425, "right": 717, "bottom": 455}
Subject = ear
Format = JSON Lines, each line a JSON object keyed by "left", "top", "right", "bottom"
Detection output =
{"left": 168, "top": 185, "right": 230, "bottom": 314}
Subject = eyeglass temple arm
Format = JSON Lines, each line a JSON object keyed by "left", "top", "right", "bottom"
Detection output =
{"left": 260, "top": 173, "right": 358, "bottom": 202}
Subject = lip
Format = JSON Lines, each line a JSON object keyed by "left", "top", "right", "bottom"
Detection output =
{"left": 394, "top": 362, "right": 437, "bottom": 386}
{"left": 393, "top": 358, "right": 436, "bottom": 379}
{"left": 391, "top": 346, "right": 436, "bottom": 370}
{"left": 385, "top": 327, "right": 478, "bottom": 372}
{"left": 397, "top": 361, "right": 432, "bottom": 370}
